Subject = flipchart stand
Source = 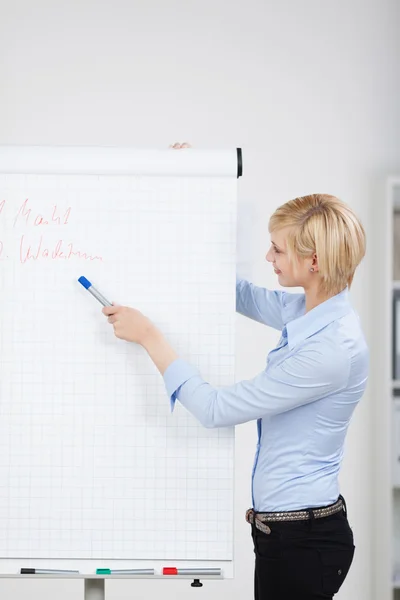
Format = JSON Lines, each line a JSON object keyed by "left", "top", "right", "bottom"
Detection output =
{"left": 0, "top": 574, "right": 223, "bottom": 599}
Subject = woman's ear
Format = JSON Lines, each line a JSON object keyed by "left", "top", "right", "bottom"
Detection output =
{"left": 311, "top": 253, "right": 319, "bottom": 272}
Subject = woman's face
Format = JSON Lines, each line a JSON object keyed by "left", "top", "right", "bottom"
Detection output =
{"left": 266, "top": 227, "right": 316, "bottom": 288}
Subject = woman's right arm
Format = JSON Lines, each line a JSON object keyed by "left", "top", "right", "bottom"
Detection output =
{"left": 236, "top": 277, "right": 285, "bottom": 330}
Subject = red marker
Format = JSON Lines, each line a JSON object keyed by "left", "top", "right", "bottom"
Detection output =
{"left": 162, "top": 567, "right": 221, "bottom": 575}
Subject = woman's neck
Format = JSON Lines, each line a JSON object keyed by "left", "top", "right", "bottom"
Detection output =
{"left": 304, "top": 286, "right": 335, "bottom": 313}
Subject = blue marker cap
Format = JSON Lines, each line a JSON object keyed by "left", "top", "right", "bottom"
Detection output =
{"left": 78, "top": 276, "right": 92, "bottom": 290}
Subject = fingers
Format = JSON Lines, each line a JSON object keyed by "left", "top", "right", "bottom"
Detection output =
{"left": 106, "top": 316, "right": 121, "bottom": 337}
{"left": 110, "top": 320, "right": 123, "bottom": 339}
{"left": 169, "top": 142, "right": 192, "bottom": 149}
{"left": 102, "top": 304, "right": 120, "bottom": 316}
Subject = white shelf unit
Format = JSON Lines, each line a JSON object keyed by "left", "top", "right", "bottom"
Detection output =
{"left": 375, "top": 178, "right": 400, "bottom": 600}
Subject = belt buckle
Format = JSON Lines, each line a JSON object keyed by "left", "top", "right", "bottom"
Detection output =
{"left": 246, "top": 509, "right": 271, "bottom": 535}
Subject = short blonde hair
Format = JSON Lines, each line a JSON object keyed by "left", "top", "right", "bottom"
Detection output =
{"left": 268, "top": 194, "right": 366, "bottom": 295}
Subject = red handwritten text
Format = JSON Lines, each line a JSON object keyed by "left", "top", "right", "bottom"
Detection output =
{"left": 14, "top": 199, "right": 72, "bottom": 228}
{"left": 0, "top": 200, "right": 5, "bottom": 216}
{"left": 20, "top": 235, "right": 103, "bottom": 264}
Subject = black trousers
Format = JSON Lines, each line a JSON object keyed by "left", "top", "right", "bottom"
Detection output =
{"left": 251, "top": 500, "right": 355, "bottom": 600}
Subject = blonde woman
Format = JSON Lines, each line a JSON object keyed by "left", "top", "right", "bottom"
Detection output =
{"left": 103, "top": 155, "right": 368, "bottom": 599}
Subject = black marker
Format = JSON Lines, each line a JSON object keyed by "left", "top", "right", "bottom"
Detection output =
{"left": 21, "top": 568, "right": 79, "bottom": 574}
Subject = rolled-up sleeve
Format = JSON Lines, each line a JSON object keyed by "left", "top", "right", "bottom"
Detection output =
{"left": 163, "top": 340, "right": 350, "bottom": 428}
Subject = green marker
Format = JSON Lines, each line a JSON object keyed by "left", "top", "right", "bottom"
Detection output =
{"left": 96, "top": 568, "right": 154, "bottom": 575}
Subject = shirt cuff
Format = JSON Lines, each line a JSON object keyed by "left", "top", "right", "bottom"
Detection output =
{"left": 163, "top": 358, "right": 199, "bottom": 412}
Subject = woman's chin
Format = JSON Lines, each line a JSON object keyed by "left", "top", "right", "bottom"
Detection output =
{"left": 277, "top": 274, "right": 293, "bottom": 287}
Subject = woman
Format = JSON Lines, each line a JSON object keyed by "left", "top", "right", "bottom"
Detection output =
{"left": 103, "top": 148, "right": 368, "bottom": 600}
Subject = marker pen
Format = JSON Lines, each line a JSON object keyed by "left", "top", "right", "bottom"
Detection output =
{"left": 96, "top": 568, "right": 154, "bottom": 575}
{"left": 163, "top": 568, "right": 221, "bottom": 576}
{"left": 78, "top": 276, "right": 112, "bottom": 307}
{"left": 21, "top": 568, "right": 79, "bottom": 574}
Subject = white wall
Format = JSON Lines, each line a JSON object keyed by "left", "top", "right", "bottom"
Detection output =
{"left": 0, "top": 1, "right": 400, "bottom": 599}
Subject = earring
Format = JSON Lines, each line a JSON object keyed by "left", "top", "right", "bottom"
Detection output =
{"left": 309, "top": 267, "right": 314, "bottom": 272}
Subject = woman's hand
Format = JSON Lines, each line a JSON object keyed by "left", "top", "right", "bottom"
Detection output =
{"left": 169, "top": 142, "right": 192, "bottom": 149}
{"left": 102, "top": 304, "right": 179, "bottom": 374}
{"left": 102, "top": 304, "right": 156, "bottom": 345}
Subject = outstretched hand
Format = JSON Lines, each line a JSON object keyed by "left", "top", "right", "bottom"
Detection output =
{"left": 103, "top": 304, "right": 178, "bottom": 375}
{"left": 102, "top": 304, "right": 156, "bottom": 345}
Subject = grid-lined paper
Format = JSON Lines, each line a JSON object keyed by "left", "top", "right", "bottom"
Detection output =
{"left": 0, "top": 173, "right": 236, "bottom": 561}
